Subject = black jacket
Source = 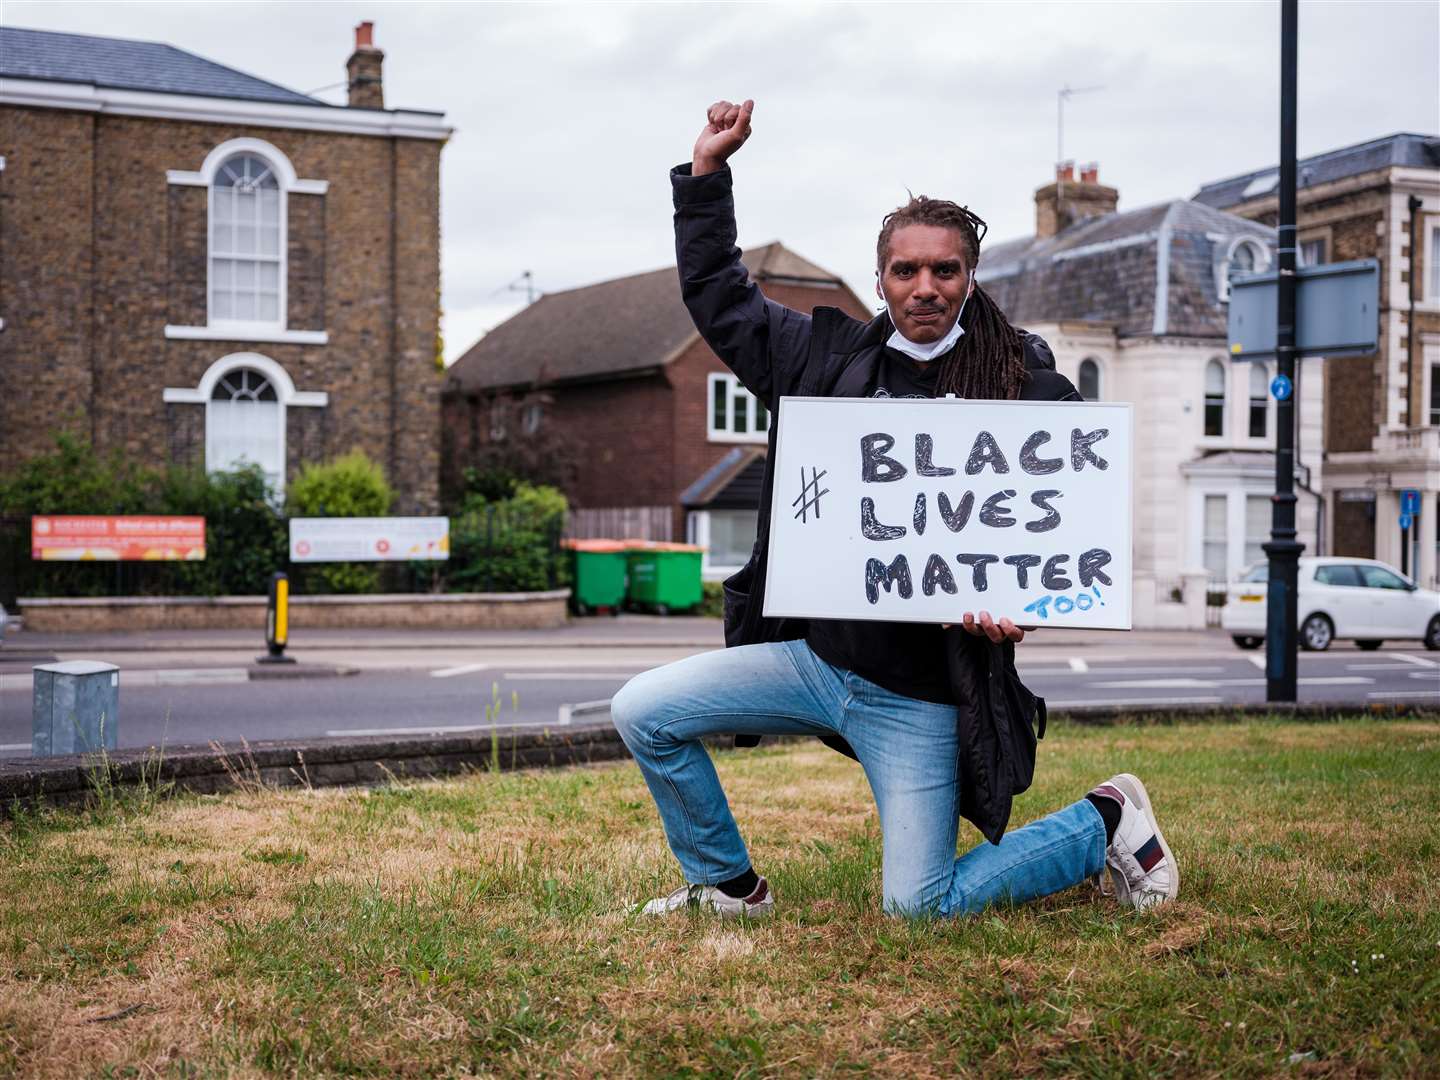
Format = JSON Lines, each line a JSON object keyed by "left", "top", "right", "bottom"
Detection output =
{"left": 673, "top": 164, "right": 1078, "bottom": 843}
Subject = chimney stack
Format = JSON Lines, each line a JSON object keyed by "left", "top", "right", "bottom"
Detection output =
{"left": 1034, "top": 161, "right": 1119, "bottom": 239}
{"left": 346, "top": 21, "right": 384, "bottom": 109}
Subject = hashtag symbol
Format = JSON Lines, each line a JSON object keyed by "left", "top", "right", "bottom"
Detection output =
{"left": 791, "top": 466, "right": 830, "bottom": 523}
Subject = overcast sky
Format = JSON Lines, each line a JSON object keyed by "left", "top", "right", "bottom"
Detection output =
{"left": 9, "top": 1, "right": 1438, "bottom": 362}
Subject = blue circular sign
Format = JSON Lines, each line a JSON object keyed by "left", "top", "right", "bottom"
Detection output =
{"left": 1270, "top": 374, "right": 1293, "bottom": 401}
{"left": 1400, "top": 512, "right": 1414, "bottom": 531}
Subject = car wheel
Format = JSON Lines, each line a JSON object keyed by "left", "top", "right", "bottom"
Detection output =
{"left": 1300, "top": 613, "right": 1333, "bottom": 651}
{"left": 1355, "top": 639, "right": 1383, "bottom": 651}
{"left": 1426, "top": 615, "right": 1440, "bottom": 652}
{"left": 1231, "top": 635, "right": 1263, "bottom": 650}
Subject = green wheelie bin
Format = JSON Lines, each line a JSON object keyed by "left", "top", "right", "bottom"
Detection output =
{"left": 564, "top": 539, "right": 629, "bottom": 615}
{"left": 624, "top": 542, "right": 704, "bottom": 615}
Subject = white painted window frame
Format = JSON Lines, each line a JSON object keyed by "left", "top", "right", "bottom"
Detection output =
{"left": 1202, "top": 357, "right": 1228, "bottom": 440}
{"left": 706, "top": 372, "right": 768, "bottom": 444}
{"left": 1247, "top": 361, "right": 1270, "bottom": 440}
{"left": 162, "top": 352, "right": 328, "bottom": 496}
{"left": 1217, "top": 236, "right": 1271, "bottom": 302}
{"left": 1428, "top": 220, "right": 1440, "bottom": 303}
{"left": 165, "top": 138, "right": 330, "bottom": 346}
{"left": 687, "top": 508, "right": 756, "bottom": 581}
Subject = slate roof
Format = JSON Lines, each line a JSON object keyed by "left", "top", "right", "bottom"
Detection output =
{"left": 0, "top": 26, "right": 325, "bottom": 106}
{"left": 447, "top": 243, "right": 845, "bottom": 392}
{"left": 978, "top": 200, "right": 1275, "bottom": 339}
{"left": 680, "top": 447, "right": 767, "bottom": 509}
{"left": 1193, "top": 132, "right": 1440, "bottom": 209}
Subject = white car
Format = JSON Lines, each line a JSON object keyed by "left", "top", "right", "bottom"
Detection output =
{"left": 1222, "top": 556, "right": 1440, "bottom": 651}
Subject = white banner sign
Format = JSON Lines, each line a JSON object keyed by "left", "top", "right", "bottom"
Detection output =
{"left": 289, "top": 517, "right": 450, "bottom": 563}
{"left": 764, "top": 398, "right": 1132, "bottom": 629}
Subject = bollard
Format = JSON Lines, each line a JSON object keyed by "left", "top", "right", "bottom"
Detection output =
{"left": 257, "top": 571, "right": 296, "bottom": 664}
{"left": 33, "top": 660, "right": 119, "bottom": 757}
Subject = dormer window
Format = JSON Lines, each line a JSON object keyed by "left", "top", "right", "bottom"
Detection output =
{"left": 211, "top": 153, "right": 282, "bottom": 327}
{"left": 1219, "top": 236, "right": 1271, "bottom": 302}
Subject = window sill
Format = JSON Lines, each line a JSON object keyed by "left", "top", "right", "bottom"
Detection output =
{"left": 165, "top": 325, "right": 328, "bottom": 346}
{"left": 706, "top": 432, "right": 769, "bottom": 445}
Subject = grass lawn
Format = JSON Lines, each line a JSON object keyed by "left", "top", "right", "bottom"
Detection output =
{"left": 2, "top": 717, "right": 1438, "bottom": 1078}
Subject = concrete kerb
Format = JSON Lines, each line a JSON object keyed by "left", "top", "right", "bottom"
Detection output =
{"left": 2, "top": 701, "right": 1436, "bottom": 817}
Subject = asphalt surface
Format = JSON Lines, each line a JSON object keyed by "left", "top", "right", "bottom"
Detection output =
{"left": 2, "top": 618, "right": 1436, "bottom": 758}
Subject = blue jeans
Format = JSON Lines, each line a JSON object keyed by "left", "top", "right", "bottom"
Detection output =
{"left": 611, "top": 639, "right": 1105, "bottom": 916}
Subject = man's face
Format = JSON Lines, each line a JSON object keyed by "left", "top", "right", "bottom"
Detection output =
{"left": 877, "top": 224, "right": 972, "bottom": 344}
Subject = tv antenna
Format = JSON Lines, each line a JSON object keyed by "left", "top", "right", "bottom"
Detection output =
{"left": 1057, "top": 84, "right": 1105, "bottom": 165}
{"left": 491, "top": 270, "right": 539, "bottom": 305}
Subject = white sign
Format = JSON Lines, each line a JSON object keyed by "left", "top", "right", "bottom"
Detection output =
{"left": 289, "top": 517, "right": 450, "bottom": 562}
{"left": 764, "top": 398, "right": 1132, "bottom": 630}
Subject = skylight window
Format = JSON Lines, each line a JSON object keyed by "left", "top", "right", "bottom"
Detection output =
{"left": 1240, "top": 171, "right": 1279, "bottom": 199}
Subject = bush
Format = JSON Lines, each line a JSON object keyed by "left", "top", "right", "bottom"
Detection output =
{"left": 446, "top": 483, "right": 567, "bottom": 593}
{"left": 0, "top": 434, "right": 160, "bottom": 601}
{"left": 0, "top": 435, "right": 289, "bottom": 601}
{"left": 698, "top": 580, "right": 724, "bottom": 619}
{"left": 286, "top": 451, "right": 394, "bottom": 594}
{"left": 158, "top": 465, "right": 287, "bottom": 596}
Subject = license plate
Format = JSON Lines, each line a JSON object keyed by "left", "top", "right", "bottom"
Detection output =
{"left": 1239, "top": 594, "right": 1263, "bottom": 602}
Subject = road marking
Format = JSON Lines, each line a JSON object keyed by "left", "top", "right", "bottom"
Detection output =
{"left": 1410, "top": 670, "right": 1440, "bottom": 681}
{"left": 1394, "top": 653, "right": 1438, "bottom": 669}
{"left": 1366, "top": 690, "right": 1440, "bottom": 699}
{"left": 1, "top": 668, "right": 250, "bottom": 690}
{"left": 1020, "top": 666, "right": 1229, "bottom": 677}
{"left": 1067, "top": 658, "right": 1089, "bottom": 673}
{"left": 557, "top": 699, "right": 613, "bottom": 725}
{"left": 147, "top": 668, "right": 250, "bottom": 686}
{"left": 1246, "top": 655, "right": 1266, "bottom": 670}
{"left": 430, "top": 663, "right": 490, "bottom": 679}
{"left": 503, "top": 672, "right": 642, "bottom": 681}
{"left": 1046, "top": 696, "right": 1225, "bottom": 708}
{"left": 1345, "top": 663, "right": 1428, "bottom": 671}
{"left": 0, "top": 743, "right": 30, "bottom": 753}
{"left": 1092, "top": 676, "right": 1373, "bottom": 689}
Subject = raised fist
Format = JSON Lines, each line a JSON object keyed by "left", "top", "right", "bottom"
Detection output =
{"left": 693, "top": 99, "right": 754, "bottom": 176}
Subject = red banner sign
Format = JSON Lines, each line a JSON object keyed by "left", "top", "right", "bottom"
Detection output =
{"left": 31, "top": 516, "right": 207, "bottom": 561}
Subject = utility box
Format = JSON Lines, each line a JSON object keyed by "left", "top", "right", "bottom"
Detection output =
{"left": 33, "top": 660, "right": 120, "bottom": 757}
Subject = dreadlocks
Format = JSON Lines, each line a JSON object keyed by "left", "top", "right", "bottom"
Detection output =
{"left": 876, "top": 195, "right": 1028, "bottom": 401}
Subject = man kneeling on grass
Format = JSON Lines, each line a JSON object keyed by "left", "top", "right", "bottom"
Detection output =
{"left": 612, "top": 98, "right": 1178, "bottom": 920}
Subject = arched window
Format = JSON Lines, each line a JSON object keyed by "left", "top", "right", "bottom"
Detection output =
{"left": 1219, "top": 236, "right": 1271, "bottom": 302}
{"left": 1204, "top": 359, "right": 1226, "bottom": 437}
{"left": 210, "top": 153, "right": 282, "bottom": 326}
{"left": 207, "top": 365, "right": 284, "bottom": 491}
{"left": 1248, "top": 364, "right": 1269, "bottom": 438}
{"left": 1078, "top": 358, "right": 1101, "bottom": 401}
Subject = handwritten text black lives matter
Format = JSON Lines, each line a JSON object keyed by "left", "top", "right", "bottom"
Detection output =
{"left": 812, "top": 425, "right": 1115, "bottom": 621}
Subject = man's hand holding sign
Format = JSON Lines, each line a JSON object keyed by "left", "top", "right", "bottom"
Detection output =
{"left": 614, "top": 98, "right": 1173, "bottom": 925}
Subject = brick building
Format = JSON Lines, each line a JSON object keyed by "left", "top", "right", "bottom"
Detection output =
{"left": 0, "top": 24, "right": 449, "bottom": 511}
{"left": 1195, "top": 133, "right": 1440, "bottom": 589}
{"left": 979, "top": 164, "right": 1316, "bottom": 627}
{"left": 443, "top": 244, "right": 871, "bottom": 580}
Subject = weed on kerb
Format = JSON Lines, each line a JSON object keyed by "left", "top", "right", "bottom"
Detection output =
{"left": 0, "top": 716, "right": 1436, "bottom": 1077}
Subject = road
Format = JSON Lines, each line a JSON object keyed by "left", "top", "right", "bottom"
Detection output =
{"left": 2, "top": 621, "right": 1436, "bottom": 758}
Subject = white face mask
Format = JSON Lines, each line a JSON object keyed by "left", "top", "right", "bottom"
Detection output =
{"left": 879, "top": 270, "right": 975, "bottom": 363}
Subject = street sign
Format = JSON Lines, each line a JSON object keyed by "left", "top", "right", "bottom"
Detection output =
{"left": 1400, "top": 489, "right": 1421, "bottom": 515}
{"left": 1400, "top": 512, "right": 1414, "bottom": 531}
{"left": 1228, "top": 258, "right": 1379, "bottom": 360}
{"left": 1270, "top": 373, "right": 1292, "bottom": 401}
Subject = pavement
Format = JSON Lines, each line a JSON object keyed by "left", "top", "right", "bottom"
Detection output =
{"left": 1, "top": 616, "right": 1436, "bottom": 760}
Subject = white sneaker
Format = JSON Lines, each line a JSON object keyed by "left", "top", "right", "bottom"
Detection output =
{"left": 637, "top": 877, "right": 773, "bottom": 919}
{"left": 1090, "top": 774, "right": 1179, "bottom": 910}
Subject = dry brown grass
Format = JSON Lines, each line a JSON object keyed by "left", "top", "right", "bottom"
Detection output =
{"left": 1, "top": 718, "right": 1437, "bottom": 1077}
